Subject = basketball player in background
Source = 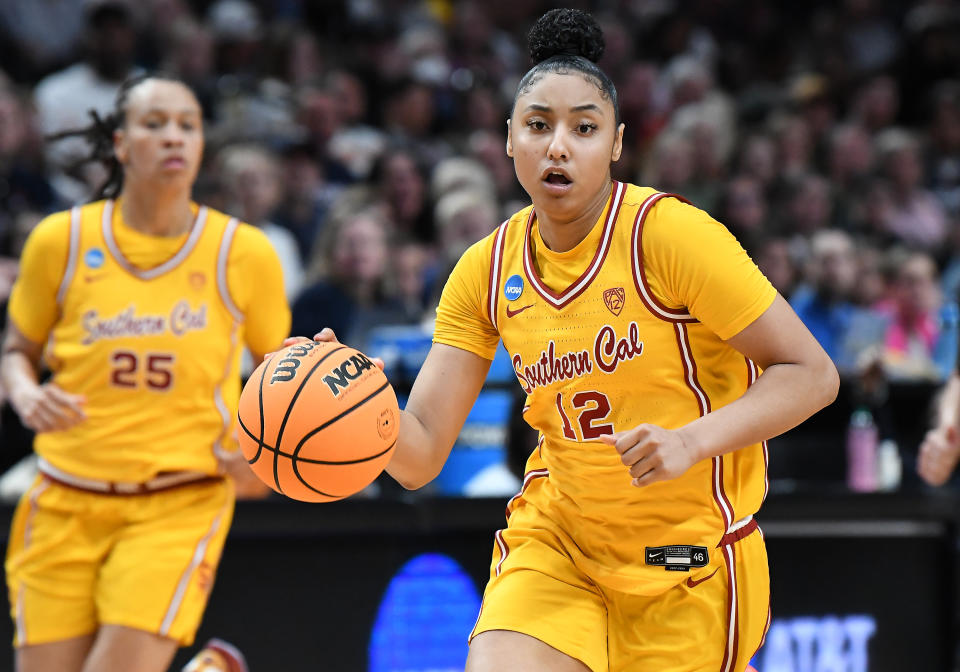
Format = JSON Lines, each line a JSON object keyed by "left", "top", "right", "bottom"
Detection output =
{"left": 298, "top": 9, "right": 838, "bottom": 671}
{"left": 1, "top": 74, "right": 288, "bottom": 672}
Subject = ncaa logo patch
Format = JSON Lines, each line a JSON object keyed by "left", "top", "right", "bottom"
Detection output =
{"left": 84, "top": 248, "right": 105, "bottom": 269}
{"left": 504, "top": 274, "right": 524, "bottom": 301}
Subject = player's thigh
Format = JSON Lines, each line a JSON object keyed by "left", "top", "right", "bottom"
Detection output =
{"left": 467, "top": 630, "right": 592, "bottom": 672}
{"left": 607, "top": 528, "right": 770, "bottom": 672}
{"left": 81, "top": 625, "right": 178, "bottom": 672}
{"left": 471, "top": 517, "right": 607, "bottom": 672}
{"left": 97, "top": 479, "right": 234, "bottom": 646}
{"left": 15, "top": 634, "right": 94, "bottom": 672}
{"left": 6, "top": 479, "right": 113, "bottom": 647}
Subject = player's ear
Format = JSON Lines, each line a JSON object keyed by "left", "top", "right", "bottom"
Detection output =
{"left": 611, "top": 122, "right": 624, "bottom": 163}
{"left": 114, "top": 128, "right": 128, "bottom": 165}
{"left": 506, "top": 119, "right": 514, "bottom": 158}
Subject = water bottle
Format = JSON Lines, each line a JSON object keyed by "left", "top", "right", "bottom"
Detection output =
{"left": 846, "top": 406, "right": 878, "bottom": 492}
{"left": 876, "top": 439, "right": 902, "bottom": 491}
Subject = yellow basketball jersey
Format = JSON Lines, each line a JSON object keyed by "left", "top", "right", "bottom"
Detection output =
{"left": 435, "top": 182, "right": 777, "bottom": 595}
{"left": 36, "top": 200, "right": 249, "bottom": 482}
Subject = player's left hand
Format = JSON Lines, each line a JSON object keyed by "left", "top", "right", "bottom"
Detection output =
{"left": 599, "top": 424, "right": 699, "bottom": 487}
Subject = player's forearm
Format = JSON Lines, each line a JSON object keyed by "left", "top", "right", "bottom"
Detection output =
{"left": 386, "top": 408, "right": 457, "bottom": 490}
{"left": 934, "top": 372, "right": 960, "bottom": 429}
{"left": 678, "top": 357, "right": 839, "bottom": 462}
{"left": 0, "top": 350, "right": 41, "bottom": 410}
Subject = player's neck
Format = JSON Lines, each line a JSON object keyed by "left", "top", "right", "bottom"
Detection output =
{"left": 118, "top": 186, "right": 194, "bottom": 237}
{"left": 535, "top": 180, "right": 612, "bottom": 253}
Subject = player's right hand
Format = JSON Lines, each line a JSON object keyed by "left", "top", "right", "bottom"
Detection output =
{"left": 918, "top": 424, "right": 960, "bottom": 486}
{"left": 268, "top": 328, "right": 385, "bottom": 370}
{"left": 12, "top": 382, "right": 86, "bottom": 433}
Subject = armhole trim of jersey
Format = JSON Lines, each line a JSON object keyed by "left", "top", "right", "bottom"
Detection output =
{"left": 487, "top": 220, "right": 509, "bottom": 332}
{"left": 55, "top": 206, "right": 82, "bottom": 306}
{"left": 631, "top": 191, "right": 698, "bottom": 323}
{"left": 216, "top": 218, "right": 244, "bottom": 322}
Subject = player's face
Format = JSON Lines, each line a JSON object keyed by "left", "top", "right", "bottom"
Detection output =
{"left": 114, "top": 79, "right": 204, "bottom": 190}
{"left": 508, "top": 73, "right": 623, "bottom": 217}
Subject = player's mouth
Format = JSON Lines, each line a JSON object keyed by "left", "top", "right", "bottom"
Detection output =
{"left": 162, "top": 156, "right": 187, "bottom": 170}
{"left": 541, "top": 167, "right": 573, "bottom": 195}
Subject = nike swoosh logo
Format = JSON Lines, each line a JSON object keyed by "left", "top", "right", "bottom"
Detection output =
{"left": 506, "top": 303, "right": 534, "bottom": 318}
{"left": 686, "top": 567, "right": 719, "bottom": 588}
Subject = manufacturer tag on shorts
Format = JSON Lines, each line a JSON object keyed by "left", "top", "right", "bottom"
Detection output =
{"left": 645, "top": 545, "right": 709, "bottom": 572}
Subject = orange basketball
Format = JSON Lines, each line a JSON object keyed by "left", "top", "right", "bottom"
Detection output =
{"left": 237, "top": 340, "right": 399, "bottom": 502}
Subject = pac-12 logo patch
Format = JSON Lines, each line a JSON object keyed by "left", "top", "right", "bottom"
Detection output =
{"left": 84, "top": 248, "right": 105, "bottom": 269}
{"left": 603, "top": 287, "right": 625, "bottom": 316}
{"left": 504, "top": 274, "right": 524, "bottom": 301}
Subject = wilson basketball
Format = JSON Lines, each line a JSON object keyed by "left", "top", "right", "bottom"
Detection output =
{"left": 237, "top": 340, "right": 399, "bottom": 502}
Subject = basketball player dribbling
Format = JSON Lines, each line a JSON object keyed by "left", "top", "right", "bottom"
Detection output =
{"left": 298, "top": 8, "right": 838, "bottom": 671}
{"left": 1, "top": 74, "right": 288, "bottom": 672}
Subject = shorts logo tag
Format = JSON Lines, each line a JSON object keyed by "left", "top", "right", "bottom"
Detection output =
{"left": 645, "top": 545, "right": 709, "bottom": 572}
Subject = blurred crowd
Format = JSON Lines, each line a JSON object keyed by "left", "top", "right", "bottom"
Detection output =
{"left": 1, "top": 0, "right": 960, "bottom": 474}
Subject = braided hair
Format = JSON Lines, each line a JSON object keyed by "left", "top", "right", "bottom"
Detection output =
{"left": 46, "top": 72, "right": 191, "bottom": 201}
{"left": 513, "top": 9, "right": 620, "bottom": 125}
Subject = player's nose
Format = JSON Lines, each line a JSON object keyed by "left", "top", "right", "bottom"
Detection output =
{"left": 546, "top": 130, "right": 569, "bottom": 161}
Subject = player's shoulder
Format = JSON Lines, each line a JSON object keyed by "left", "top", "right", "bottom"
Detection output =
{"left": 24, "top": 207, "right": 76, "bottom": 251}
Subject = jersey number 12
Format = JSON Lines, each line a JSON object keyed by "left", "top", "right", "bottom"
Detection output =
{"left": 555, "top": 391, "right": 613, "bottom": 440}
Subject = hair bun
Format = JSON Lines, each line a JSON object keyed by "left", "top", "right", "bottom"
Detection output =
{"left": 527, "top": 8, "right": 605, "bottom": 65}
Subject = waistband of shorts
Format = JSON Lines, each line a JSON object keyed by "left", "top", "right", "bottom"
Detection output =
{"left": 37, "top": 457, "right": 221, "bottom": 495}
{"left": 718, "top": 514, "right": 758, "bottom": 547}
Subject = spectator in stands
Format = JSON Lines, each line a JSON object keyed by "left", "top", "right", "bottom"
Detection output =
{"left": 851, "top": 74, "right": 900, "bottom": 135}
{"left": 781, "top": 173, "right": 833, "bottom": 237}
{"left": 875, "top": 250, "right": 951, "bottom": 381}
{"left": 369, "top": 148, "right": 434, "bottom": 243}
{"left": 0, "top": 81, "right": 58, "bottom": 234}
{"left": 641, "top": 132, "right": 695, "bottom": 200}
{"left": 827, "top": 123, "right": 875, "bottom": 230}
{"left": 326, "top": 69, "right": 387, "bottom": 181}
{"left": 467, "top": 129, "right": 526, "bottom": 212}
{"left": 427, "top": 188, "right": 500, "bottom": 306}
{"left": 791, "top": 230, "right": 862, "bottom": 372}
{"left": 430, "top": 157, "right": 496, "bottom": 205}
{"left": 735, "top": 134, "right": 778, "bottom": 193}
{"left": 292, "top": 200, "right": 416, "bottom": 351}
{"left": 876, "top": 128, "right": 948, "bottom": 249}
{"left": 380, "top": 75, "right": 450, "bottom": 168}
{"left": 160, "top": 19, "right": 216, "bottom": 121}
{"left": 33, "top": 0, "right": 140, "bottom": 203}
{"left": 0, "top": 0, "right": 86, "bottom": 81}
{"left": 272, "top": 141, "right": 341, "bottom": 263}
{"left": 217, "top": 143, "right": 304, "bottom": 300}
{"left": 926, "top": 81, "right": 960, "bottom": 218}
{"left": 755, "top": 236, "right": 799, "bottom": 298}
{"left": 721, "top": 175, "right": 768, "bottom": 252}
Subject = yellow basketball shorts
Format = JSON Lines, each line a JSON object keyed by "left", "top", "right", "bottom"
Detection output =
{"left": 5, "top": 475, "right": 234, "bottom": 647}
{"left": 470, "top": 503, "right": 770, "bottom": 672}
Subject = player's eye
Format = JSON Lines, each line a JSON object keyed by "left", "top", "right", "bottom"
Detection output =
{"left": 577, "top": 122, "right": 598, "bottom": 134}
{"left": 526, "top": 120, "right": 548, "bottom": 131}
